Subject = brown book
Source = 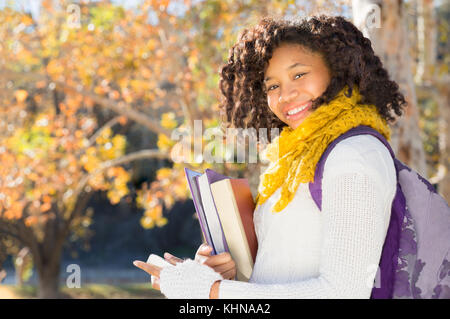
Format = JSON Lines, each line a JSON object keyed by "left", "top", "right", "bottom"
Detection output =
{"left": 210, "top": 178, "right": 258, "bottom": 282}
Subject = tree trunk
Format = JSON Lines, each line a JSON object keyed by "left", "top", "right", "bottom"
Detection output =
{"left": 352, "top": 0, "right": 428, "bottom": 177}
{"left": 437, "top": 83, "right": 450, "bottom": 200}
{"left": 29, "top": 213, "right": 66, "bottom": 299}
{"left": 36, "top": 258, "right": 61, "bottom": 299}
{"left": 415, "top": 0, "right": 450, "bottom": 200}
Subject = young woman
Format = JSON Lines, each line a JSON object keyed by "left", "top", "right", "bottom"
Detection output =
{"left": 134, "top": 15, "right": 406, "bottom": 299}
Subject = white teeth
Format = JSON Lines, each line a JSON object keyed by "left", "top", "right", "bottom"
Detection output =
{"left": 287, "top": 104, "right": 308, "bottom": 116}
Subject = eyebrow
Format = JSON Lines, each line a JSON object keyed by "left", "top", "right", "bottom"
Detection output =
{"left": 264, "top": 62, "right": 309, "bottom": 82}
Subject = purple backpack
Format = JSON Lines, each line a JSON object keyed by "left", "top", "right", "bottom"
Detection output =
{"left": 309, "top": 125, "right": 450, "bottom": 299}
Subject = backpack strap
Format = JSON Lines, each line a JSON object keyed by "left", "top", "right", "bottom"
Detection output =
{"left": 309, "top": 125, "right": 395, "bottom": 210}
{"left": 308, "top": 125, "right": 405, "bottom": 299}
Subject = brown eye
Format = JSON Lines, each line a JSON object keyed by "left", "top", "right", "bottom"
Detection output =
{"left": 294, "top": 73, "right": 306, "bottom": 79}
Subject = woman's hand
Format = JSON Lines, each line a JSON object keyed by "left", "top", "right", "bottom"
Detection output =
{"left": 193, "top": 244, "right": 237, "bottom": 280}
{"left": 134, "top": 257, "right": 223, "bottom": 299}
{"left": 133, "top": 260, "right": 162, "bottom": 290}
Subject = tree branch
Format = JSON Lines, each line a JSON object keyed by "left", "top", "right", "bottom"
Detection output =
{"left": 72, "top": 149, "right": 169, "bottom": 204}
{"left": 87, "top": 116, "right": 122, "bottom": 148}
{"left": 57, "top": 81, "right": 172, "bottom": 137}
{"left": 5, "top": 70, "right": 195, "bottom": 153}
{"left": 58, "top": 81, "right": 196, "bottom": 159}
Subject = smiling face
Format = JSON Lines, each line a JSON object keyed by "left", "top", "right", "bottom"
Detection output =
{"left": 264, "top": 43, "right": 332, "bottom": 129}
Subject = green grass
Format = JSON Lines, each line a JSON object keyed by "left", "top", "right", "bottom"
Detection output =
{"left": 2, "top": 283, "right": 165, "bottom": 299}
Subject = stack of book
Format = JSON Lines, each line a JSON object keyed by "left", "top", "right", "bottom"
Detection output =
{"left": 184, "top": 168, "right": 258, "bottom": 282}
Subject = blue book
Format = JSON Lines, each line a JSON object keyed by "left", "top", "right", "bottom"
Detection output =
{"left": 184, "top": 168, "right": 230, "bottom": 255}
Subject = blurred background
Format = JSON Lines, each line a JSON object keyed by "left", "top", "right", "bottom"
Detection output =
{"left": 0, "top": 0, "right": 448, "bottom": 298}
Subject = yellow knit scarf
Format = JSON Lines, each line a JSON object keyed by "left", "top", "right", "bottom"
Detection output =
{"left": 255, "top": 86, "right": 391, "bottom": 213}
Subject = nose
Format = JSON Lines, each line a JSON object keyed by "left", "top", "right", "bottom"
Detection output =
{"left": 278, "top": 86, "right": 298, "bottom": 104}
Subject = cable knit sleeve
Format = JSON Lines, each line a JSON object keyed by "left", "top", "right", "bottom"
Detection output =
{"left": 218, "top": 135, "right": 396, "bottom": 299}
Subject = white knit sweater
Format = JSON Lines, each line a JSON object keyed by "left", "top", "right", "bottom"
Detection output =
{"left": 218, "top": 135, "right": 397, "bottom": 298}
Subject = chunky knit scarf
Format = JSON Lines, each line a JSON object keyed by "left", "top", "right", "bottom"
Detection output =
{"left": 256, "top": 86, "right": 391, "bottom": 213}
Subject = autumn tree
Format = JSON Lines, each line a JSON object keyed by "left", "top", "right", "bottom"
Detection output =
{"left": 352, "top": 0, "right": 449, "bottom": 201}
{"left": 0, "top": 1, "right": 179, "bottom": 298}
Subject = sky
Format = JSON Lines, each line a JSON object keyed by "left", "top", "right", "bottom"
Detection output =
{"left": 0, "top": 0, "right": 446, "bottom": 22}
{"left": 0, "top": 0, "right": 194, "bottom": 18}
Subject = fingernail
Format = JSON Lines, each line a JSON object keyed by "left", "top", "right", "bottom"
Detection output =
{"left": 164, "top": 252, "right": 173, "bottom": 258}
{"left": 202, "top": 245, "right": 210, "bottom": 251}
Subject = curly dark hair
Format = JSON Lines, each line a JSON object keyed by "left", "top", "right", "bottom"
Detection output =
{"left": 218, "top": 15, "right": 407, "bottom": 142}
